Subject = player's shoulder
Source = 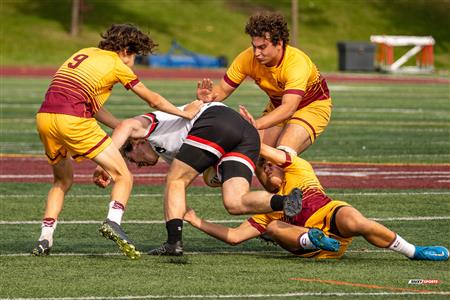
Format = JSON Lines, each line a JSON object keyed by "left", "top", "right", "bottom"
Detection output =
{"left": 285, "top": 46, "right": 311, "bottom": 63}
{"left": 235, "top": 47, "right": 254, "bottom": 61}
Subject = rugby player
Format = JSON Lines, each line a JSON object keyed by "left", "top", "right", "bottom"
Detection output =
{"left": 197, "top": 12, "right": 332, "bottom": 185}
{"left": 32, "top": 24, "right": 202, "bottom": 259}
{"left": 183, "top": 107, "right": 449, "bottom": 261}
{"left": 93, "top": 102, "right": 304, "bottom": 256}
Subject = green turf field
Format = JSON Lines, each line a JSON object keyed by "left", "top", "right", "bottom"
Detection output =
{"left": 1, "top": 77, "right": 449, "bottom": 163}
{"left": 0, "top": 78, "right": 449, "bottom": 299}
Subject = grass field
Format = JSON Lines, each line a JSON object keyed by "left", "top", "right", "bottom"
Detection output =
{"left": 0, "top": 77, "right": 449, "bottom": 299}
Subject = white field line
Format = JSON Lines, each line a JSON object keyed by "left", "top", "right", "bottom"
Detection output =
{"left": 0, "top": 173, "right": 167, "bottom": 179}
{"left": 1, "top": 170, "right": 449, "bottom": 179}
{"left": 2, "top": 191, "right": 450, "bottom": 199}
{"left": 1, "top": 291, "right": 450, "bottom": 300}
{"left": 1, "top": 216, "right": 449, "bottom": 225}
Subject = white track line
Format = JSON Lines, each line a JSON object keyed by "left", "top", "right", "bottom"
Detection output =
{"left": 1, "top": 291, "right": 450, "bottom": 300}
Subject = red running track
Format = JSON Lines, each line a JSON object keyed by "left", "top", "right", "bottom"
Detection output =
{"left": 1, "top": 156, "right": 449, "bottom": 189}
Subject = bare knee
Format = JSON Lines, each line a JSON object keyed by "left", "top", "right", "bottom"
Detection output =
{"left": 113, "top": 168, "right": 133, "bottom": 186}
{"left": 336, "top": 207, "right": 372, "bottom": 237}
{"left": 265, "top": 221, "right": 283, "bottom": 236}
{"left": 223, "top": 201, "right": 245, "bottom": 215}
{"left": 53, "top": 177, "right": 73, "bottom": 193}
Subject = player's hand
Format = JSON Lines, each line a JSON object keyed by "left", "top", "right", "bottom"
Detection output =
{"left": 183, "top": 99, "right": 204, "bottom": 119}
{"left": 239, "top": 105, "right": 257, "bottom": 128}
{"left": 93, "top": 166, "right": 112, "bottom": 188}
{"left": 183, "top": 207, "right": 200, "bottom": 227}
{"left": 197, "top": 78, "right": 217, "bottom": 102}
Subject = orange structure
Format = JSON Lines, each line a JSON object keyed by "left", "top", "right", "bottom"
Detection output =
{"left": 370, "top": 35, "right": 435, "bottom": 73}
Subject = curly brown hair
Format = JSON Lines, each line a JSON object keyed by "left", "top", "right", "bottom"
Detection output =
{"left": 98, "top": 24, "right": 157, "bottom": 55}
{"left": 245, "top": 12, "right": 289, "bottom": 48}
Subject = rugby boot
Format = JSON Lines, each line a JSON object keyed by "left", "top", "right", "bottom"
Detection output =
{"left": 99, "top": 219, "right": 141, "bottom": 259}
{"left": 308, "top": 228, "right": 340, "bottom": 252}
{"left": 148, "top": 241, "right": 183, "bottom": 256}
{"left": 411, "top": 246, "right": 449, "bottom": 261}
{"left": 31, "top": 239, "right": 51, "bottom": 256}
{"left": 283, "top": 188, "right": 303, "bottom": 217}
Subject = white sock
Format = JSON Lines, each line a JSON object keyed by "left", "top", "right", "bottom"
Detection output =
{"left": 107, "top": 201, "right": 125, "bottom": 225}
{"left": 299, "top": 232, "right": 317, "bottom": 250}
{"left": 388, "top": 234, "right": 415, "bottom": 258}
{"left": 39, "top": 219, "right": 57, "bottom": 247}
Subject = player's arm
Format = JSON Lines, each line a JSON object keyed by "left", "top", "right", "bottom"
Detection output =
{"left": 184, "top": 208, "right": 260, "bottom": 245}
{"left": 94, "top": 107, "right": 120, "bottom": 129}
{"left": 111, "top": 116, "right": 150, "bottom": 149}
{"left": 131, "top": 82, "right": 203, "bottom": 119}
{"left": 255, "top": 93, "right": 302, "bottom": 130}
{"left": 260, "top": 143, "right": 290, "bottom": 166}
{"left": 197, "top": 78, "right": 236, "bottom": 102}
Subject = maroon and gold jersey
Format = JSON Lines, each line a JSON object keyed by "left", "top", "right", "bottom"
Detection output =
{"left": 224, "top": 45, "right": 330, "bottom": 109}
{"left": 38, "top": 47, "right": 139, "bottom": 118}
{"left": 248, "top": 155, "right": 332, "bottom": 230}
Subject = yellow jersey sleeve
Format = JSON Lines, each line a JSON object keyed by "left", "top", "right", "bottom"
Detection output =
{"left": 224, "top": 48, "right": 253, "bottom": 87}
{"left": 113, "top": 58, "right": 139, "bottom": 89}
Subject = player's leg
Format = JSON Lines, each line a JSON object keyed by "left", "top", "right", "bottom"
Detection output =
{"left": 335, "top": 206, "right": 449, "bottom": 261}
{"left": 277, "top": 123, "right": 311, "bottom": 155}
{"left": 33, "top": 113, "right": 73, "bottom": 256}
{"left": 32, "top": 158, "right": 73, "bottom": 256}
{"left": 149, "top": 145, "right": 211, "bottom": 256}
{"left": 264, "top": 220, "right": 339, "bottom": 252}
{"left": 220, "top": 160, "right": 302, "bottom": 217}
{"left": 93, "top": 144, "right": 141, "bottom": 259}
{"left": 277, "top": 99, "right": 332, "bottom": 155}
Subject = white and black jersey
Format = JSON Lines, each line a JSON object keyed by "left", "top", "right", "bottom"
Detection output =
{"left": 141, "top": 102, "right": 226, "bottom": 163}
{"left": 141, "top": 102, "right": 260, "bottom": 184}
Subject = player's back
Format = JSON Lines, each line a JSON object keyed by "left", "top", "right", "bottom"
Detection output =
{"left": 39, "top": 47, "right": 136, "bottom": 118}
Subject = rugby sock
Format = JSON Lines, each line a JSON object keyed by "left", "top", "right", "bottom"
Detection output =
{"left": 270, "top": 195, "right": 285, "bottom": 211}
{"left": 299, "top": 232, "right": 317, "bottom": 250}
{"left": 388, "top": 234, "right": 415, "bottom": 258}
{"left": 107, "top": 201, "right": 125, "bottom": 225}
{"left": 166, "top": 219, "right": 183, "bottom": 244}
{"left": 39, "top": 218, "right": 57, "bottom": 247}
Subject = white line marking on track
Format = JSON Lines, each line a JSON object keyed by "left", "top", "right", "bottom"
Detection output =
{"left": 1, "top": 291, "right": 449, "bottom": 299}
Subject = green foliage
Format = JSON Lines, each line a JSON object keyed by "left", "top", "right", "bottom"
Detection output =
{"left": 0, "top": 0, "right": 449, "bottom": 70}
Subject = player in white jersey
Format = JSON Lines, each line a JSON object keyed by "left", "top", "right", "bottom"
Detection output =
{"left": 94, "top": 103, "right": 303, "bottom": 256}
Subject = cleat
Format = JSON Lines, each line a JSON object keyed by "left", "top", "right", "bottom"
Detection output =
{"left": 99, "top": 219, "right": 141, "bottom": 259}
{"left": 148, "top": 241, "right": 183, "bottom": 256}
{"left": 31, "top": 239, "right": 51, "bottom": 256}
{"left": 411, "top": 246, "right": 449, "bottom": 261}
{"left": 308, "top": 228, "right": 340, "bottom": 252}
{"left": 283, "top": 188, "right": 303, "bottom": 217}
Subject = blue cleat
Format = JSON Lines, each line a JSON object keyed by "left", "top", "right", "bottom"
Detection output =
{"left": 411, "top": 246, "right": 449, "bottom": 261}
{"left": 308, "top": 228, "right": 340, "bottom": 252}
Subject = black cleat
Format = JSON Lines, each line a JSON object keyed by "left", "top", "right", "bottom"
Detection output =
{"left": 283, "top": 188, "right": 303, "bottom": 217}
{"left": 148, "top": 241, "right": 183, "bottom": 256}
{"left": 31, "top": 239, "right": 51, "bottom": 256}
{"left": 99, "top": 219, "right": 141, "bottom": 259}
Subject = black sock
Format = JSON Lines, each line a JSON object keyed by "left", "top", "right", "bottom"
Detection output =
{"left": 270, "top": 194, "right": 285, "bottom": 211}
{"left": 166, "top": 219, "right": 183, "bottom": 244}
